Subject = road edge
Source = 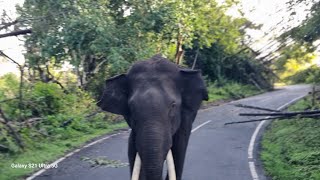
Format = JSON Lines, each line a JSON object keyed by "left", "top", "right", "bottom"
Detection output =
{"left": 248, "top": 94, "right": 308, "bottom": 180}
{"left": 25, "top": 130, "right": 129, "bottom": 180}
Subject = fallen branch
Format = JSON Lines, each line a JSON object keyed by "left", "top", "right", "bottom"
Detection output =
{"left": 0, "top": 97, "right": 19, "bottom": 104}
{"left": 21, "top": 117, "right": 44, "bottom": 127}
{"left": 239, "top": 109, "right": 320, "bottom": 117}
{"left": 234, "top": 104, "right": 281, "bottom": 112}
{"left": 60, "top": 110, "right": 103, "bottom": 127}
{"left": 0, "top": 107, "right": 24, "bottom": 149}
{"left": 25, "top": 117, "right": 44, "bottom": 124}
{"left": 0, "top": 118, "right": 5, "bottom": 124}
{"left": 0, "top": 117, "right": 44, "bottom": 127}
{"left": 225, "top": 113, "right": 320, "bottom": 125}
{"left": 0, "top": 144, "right": 9, "bottom": 152}
{"left": 0, "top": 20, "right": 18, "bottom": 31}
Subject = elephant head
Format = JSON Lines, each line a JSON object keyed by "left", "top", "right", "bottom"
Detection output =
{"left": 97, "top": 54, "right": 208, "bottom": 180}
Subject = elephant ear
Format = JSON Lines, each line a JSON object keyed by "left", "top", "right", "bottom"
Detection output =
{"left": 180, "top": 69, "right": 208, "bottom": 111}
{"left": 97, "top": 74, "right": 129, "bottom": 116}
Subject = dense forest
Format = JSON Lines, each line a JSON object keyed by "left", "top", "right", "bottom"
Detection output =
{"left": 0, "top": 0, "right": 320, "bottom": 179}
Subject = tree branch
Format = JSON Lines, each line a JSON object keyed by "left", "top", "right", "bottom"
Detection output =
{"left": 0, "top": 50, "right": 21, "bottom": 68}
{"left": 0, "top": 97, "right": 19, "bottom": 104}
{"left": 239, "top": 109, "right": 320, "bottom": 117}
{"left": 45, "top": 65, "right": 67, "bottom": 92}
{"left": 60, "top": 110, "right": 103, "bottom": 127}
{"left": 93, "top": 59, "right": 108, "bottom": 74}
{"left": 0, "top": 29, "right": 32, "bottom": 39}
{"left": 0, "top": 51, "right": 25, "bottom": 121}
{"left": 233, "top": 104, "right": 281, "bottom": 112}
{"left": 0, "top": 143, "right": 9, "bottom": 152}
{"left": 191, "top": 48, "right": 199, "bottom": 70}
{"left": 0, "top": 107, "right": 24, "bottom": 149}
{"left": 225, "top": 113, "right": 320, "bottom": 125}
{"left": 0, "top": 20, "right": 18, "bottom": 31}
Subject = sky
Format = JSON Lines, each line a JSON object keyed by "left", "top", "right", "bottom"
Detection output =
{"left": 229, "top": 0, "right": 312, "bottom": 52}
{"left": 0, "top": 0, "right": 25, "bottom": 75}
{"left": 0, "top": 0, "right": 314, "bottom": 75}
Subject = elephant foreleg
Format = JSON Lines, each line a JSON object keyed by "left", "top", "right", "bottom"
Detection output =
{"left": 128, "top": 131, "right": 136, "bottom": 175}
{"left": 166, "top": 124, "right": 192, "bottom": 180}
{"left": 128, "top": 131, "right": 146, "bottom": 180}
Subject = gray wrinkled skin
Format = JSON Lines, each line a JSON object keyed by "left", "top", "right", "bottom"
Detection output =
{"left": 97, "top": 54, "right": 208, "bottom": 180}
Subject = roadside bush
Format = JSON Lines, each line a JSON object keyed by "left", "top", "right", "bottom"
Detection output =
{"left": 0, "top": 74, "right": 111, "bottom": 153}
{"left": 26, "top": 82, "right": 65, "bottom": 116}
{"left": 285, "top": 65, "right": 320, "bottom": 84}
{"left": 206, "top": 81, "right": 261, "bottom": 102}
{"left": 0, "top": 73, "right": 19, "bottom": 99}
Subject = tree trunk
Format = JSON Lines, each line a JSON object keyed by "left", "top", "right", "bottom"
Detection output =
{"left": 191, "top": 48, "right": 199, "bottom": 70}
{"left": 175, "top": 35, "right": 184, "bottom": 65}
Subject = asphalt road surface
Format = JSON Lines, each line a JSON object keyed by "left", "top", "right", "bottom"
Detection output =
{"left": 30, "top": 85, "right": 311, "bottom": 180}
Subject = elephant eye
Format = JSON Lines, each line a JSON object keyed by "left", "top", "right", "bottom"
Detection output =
{"left": 168, "top": 102, "right": 176, "bottom": 118}
{"left": 170, "top": 101, "right": 176, "bottom": 109}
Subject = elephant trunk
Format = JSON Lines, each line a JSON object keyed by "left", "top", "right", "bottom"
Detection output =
{"left": 135, "top": 124, "right": 172, "bottom": 180}
{"left": 140, "top": 139, "right": 165, "bottom": 179}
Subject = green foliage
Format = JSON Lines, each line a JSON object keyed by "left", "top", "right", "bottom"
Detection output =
{"left": 285, "top": 65, "right": 320, "bottom": 84}
{"left": 0, "top": 74, "right": 21, "bottom": 119}
{"left": 206, "top": 81, "right": 262, "bottom": 103}
{"left": 15, "top": 0, "right": 266, "bottom": 97}
{"left": 0, "top": 73, "right": 19, "bottom": 99}
{"left": 27, "top": 82, "right": 65, "bottom": 116}
{"left": 185, "top": 44, "right": 273, "bottom": 90}
{"left": 282, "top": 1, "right": 320, "bottom": 43}
{"left": 272, "top": 43, "right": 317, "bottom": 83}
{"left": 0, "top": 73, "right": 117, "bottom": 152}
{"left": 275, "top": 1, "right": 320, "bottom": 85}
{"left": 261, "top": 97, "right": 320, "bottom": 180}
{"left": 0, "top": 73, "right": 129, "bottom": 179}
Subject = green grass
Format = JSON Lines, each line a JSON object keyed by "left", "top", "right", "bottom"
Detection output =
{"left": 0, "top": 121, "right": 127, "bottom": 180}
{"left": 206, "top": 82, "right": 263, "bottom": 103}
{"left": 261, "top": 97, "right": 320, "bottom": 180}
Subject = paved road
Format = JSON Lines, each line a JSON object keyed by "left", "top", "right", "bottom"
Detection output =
{"left": 30, "top": 85, "right": 310, "bottom": 180}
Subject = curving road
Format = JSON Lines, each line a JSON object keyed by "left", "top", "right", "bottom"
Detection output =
{"left": 29, "top": 85, "right": 310, "bottom": 180}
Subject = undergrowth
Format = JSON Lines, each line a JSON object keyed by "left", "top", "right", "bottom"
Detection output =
{"left": 206, "top": 81, "right": 263, "bottom": 103}
{"left": 261, "top": 96, "right": 320, "bottom": 180}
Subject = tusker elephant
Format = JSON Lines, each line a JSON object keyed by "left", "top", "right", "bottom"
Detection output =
{"left": 97, "top": 54, "right": 208, "bottom": 180}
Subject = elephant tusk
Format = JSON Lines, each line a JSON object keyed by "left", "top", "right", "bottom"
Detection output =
{"left": 166, "top": 149, "right": 176, "bottom": 180}
{"left": 131, "top": 150, "right": 176, "bottom": 180}
{"left": 131, "top": 153, "right": 142, "bottom": 180}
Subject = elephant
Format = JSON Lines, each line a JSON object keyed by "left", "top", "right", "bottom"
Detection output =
{"left": 97, "top": 54, "right": 208, "bottom": 180}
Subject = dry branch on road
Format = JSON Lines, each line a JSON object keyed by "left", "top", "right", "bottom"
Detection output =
{"left": 239, "top": 109, "right": 320, "bottom": 117}
{"left": 233, "top": 104, "right": 281, "bottom": 112}
{"left": 225, "top": 113, "right": 320, "bottom": 125}
{"left": 225, "top": 108, "right": 320, "bottom": 125}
